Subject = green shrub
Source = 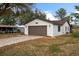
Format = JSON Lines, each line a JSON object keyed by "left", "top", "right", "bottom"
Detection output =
{"left": 71, "top": 32, "right": 79, "bottom": 38}
{"left": 49, "top": 44, "right": 61, "bottom": 53}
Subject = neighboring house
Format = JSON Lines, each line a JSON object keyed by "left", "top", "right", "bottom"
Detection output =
{"left": 0, "top": 25, "right": 17, "bottom": 33}
{"left": 25, "top": 19, "right": 70, "bottom": 36}
{"left": 0, "top": 25, "right": 25, "bottom": 34}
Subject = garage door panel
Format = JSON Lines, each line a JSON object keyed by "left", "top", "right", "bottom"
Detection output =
{"left": 28, "top": 26, "right": 47, "bottom": 36}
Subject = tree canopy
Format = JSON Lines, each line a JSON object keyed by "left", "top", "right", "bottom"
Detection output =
{"left": 33, "top": 9, "right": 46, "bottom": 20}
{"left": 0, "top": 3, "right": 34, "bottom": 25}
{"left": 55, "top": 8, "right": 66, "bottom": 20}
{"left": 17, "top": 9, "right": 46, "bottom": 25}
{"left": 71, "top": 6, "right": 79, "bottom": 19}
{"left": 0, "top": 3, "right": 33, "bottom": 16}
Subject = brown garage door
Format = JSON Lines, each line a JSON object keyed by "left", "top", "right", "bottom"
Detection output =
{"left": 28, "top": 26, "right": 47, "bottom": 36}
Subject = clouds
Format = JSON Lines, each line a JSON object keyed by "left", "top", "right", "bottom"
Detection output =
{"left": 74, "top": 11, "right": 79, "bottom": 13}
{"left": 44, "top": 11, "right": 59, "bottom": 21}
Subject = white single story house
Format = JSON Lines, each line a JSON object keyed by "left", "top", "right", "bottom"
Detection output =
{"left": 24, "top": 19, "right": 70, "bottom": 36}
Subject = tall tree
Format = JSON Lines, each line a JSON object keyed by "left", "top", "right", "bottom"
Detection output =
{"left": 70, "top": 5, "right": 79, "bottom": 24}
{"left": 17, "top": 9, "right": 46, "bottom": 25}
{"left": 17, "top": 10, "right": 34, "bottom": 25}
{"left": 65, "top": 16, "right": 72, "bottom": 22}
{"left": 0, "top": 3, "right": 34, "bottom": 25}
{"left": 0, "top": 3, "right": 33, "bottom": 16}
{"left": 0, "top": 16, "right": 16, "bottom": 25}
{"left": 71, "top": 6, "right": 79, "bottom": 19}
{"left": 75, "top": 6, "right": 79, "bottom": 11}
{"left": 55, "top": 8, "right": 66, "bottom": 20}
{"left": 33, "top": 9, "right": 46, "bottom": 20}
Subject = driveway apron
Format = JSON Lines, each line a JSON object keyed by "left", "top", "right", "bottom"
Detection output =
{"left": 0, "top": 35, "right": 43, "bottom": 47}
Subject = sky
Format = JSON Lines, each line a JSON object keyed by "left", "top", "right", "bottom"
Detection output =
{"left": 35, "top": 3, "right": 79, "bottom": 14}
{"left": 33, "top": 3, "right": 79, "bottom": 20}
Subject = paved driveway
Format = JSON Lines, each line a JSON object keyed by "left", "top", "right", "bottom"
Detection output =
{"left": 0, "top": 35, "right": 43, "bottom": 47}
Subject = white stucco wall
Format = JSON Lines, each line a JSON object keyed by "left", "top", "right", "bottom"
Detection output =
{"left": 62, "top": 22, "right": 70, "bottom": 33}
{"left": 25, "top": 19, "right": 53, "bottom": 36}
{"left": 53, "top": 22, "right": 70, "bottom": 36}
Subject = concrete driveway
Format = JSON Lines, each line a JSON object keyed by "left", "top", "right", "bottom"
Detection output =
{"left": 0, "top": 35, "right": 43, "bottom": 47}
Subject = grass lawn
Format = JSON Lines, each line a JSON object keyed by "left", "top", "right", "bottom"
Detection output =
{"left": 0, "top": 33, "right": 24, "bottom": 39}
{"left": 0, "top": 28, "right": 79, "bottom": 56}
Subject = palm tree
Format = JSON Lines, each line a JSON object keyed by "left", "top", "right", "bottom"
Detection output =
{"left": 70, "top": 6, "right": 79, "bottom": 24}
{"left": 75, "top": 6, "right": 79, "bottom": 11}
{"left": 55, "top": 8, "right": 66, "bottom": 20}
{"left": 71, "top": 6, "right": 79, "bottom": 19}
{"left": 65, "top": 16, "right": 72, "bottom": 22}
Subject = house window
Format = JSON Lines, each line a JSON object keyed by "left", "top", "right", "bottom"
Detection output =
{"left": 58, "top": 26, "right": 60, "bottom": 32}
{"left": 65, "top": 27, "right": 67, "bottom": 31}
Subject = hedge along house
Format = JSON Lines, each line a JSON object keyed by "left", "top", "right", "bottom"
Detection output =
{"left": 25, "top": 19, "right": 70, "bottom": 36}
